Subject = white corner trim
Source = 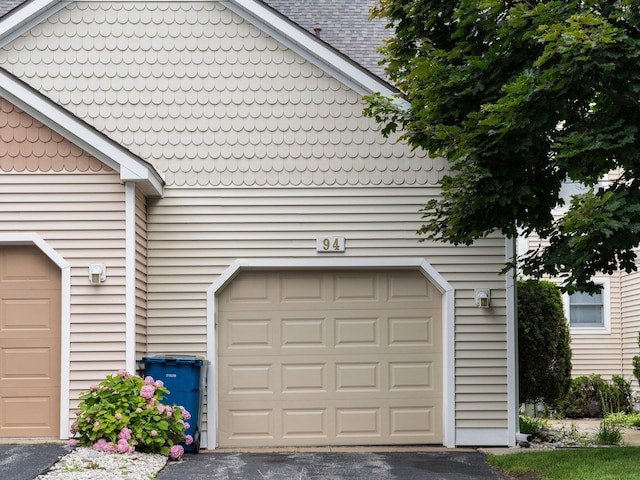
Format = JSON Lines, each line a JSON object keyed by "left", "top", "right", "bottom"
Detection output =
{"left": 205, "top": 257, "right": 455, "bottom": 450}
{"left": 0, "top": 233, "right": 71, "bottom": 440}
{"left": 506, "top": 237, "right": 518, "bottom": 447}
{"left": 124, "top": 183, "right": 137, "bottom": 373}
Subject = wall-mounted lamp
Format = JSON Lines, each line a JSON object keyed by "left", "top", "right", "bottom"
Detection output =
{"left": 475, "top": 288, "right": 490, "bottom": 308}
{"left": 89, "top": 264, "right": 106, "bottom": 284}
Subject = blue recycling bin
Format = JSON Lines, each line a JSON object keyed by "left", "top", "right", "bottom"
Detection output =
{"left": 142, "top": 356, "right": 207, "bottom": 453}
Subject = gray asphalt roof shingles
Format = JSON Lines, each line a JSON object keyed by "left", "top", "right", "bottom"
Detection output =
{"left": 261, "top": 0, "right": 389, "bottom": 78}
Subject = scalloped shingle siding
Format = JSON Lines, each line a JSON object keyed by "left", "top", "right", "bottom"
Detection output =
{"left": 0, "top": 2, "right": 443, "bottom": 187}
{"left": 0, "top": 97, "right": 110, "bottom": 173}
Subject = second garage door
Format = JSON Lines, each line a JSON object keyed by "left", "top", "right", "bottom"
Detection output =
{"left": 0, "top": 245, "right": 61, "bottom": 438}
{"left": 217, "top": 269, "right": 442, "bottom": 447}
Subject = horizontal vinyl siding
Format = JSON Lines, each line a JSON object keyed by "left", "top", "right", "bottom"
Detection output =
{"left": 147, "top": 186, "right": 509, "bottom": 430}
{"left": 0, "top": 171, "right": 127, "bottom": 419}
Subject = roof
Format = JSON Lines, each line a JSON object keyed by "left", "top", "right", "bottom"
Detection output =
{"left": 0, "top": 0, "right": 22, "bottom": 17}
{"left": 261, "top": 0, "right": 388, "bottom": 79}
{"left": 0, "top": 0, "right": 390, "bottom": 80}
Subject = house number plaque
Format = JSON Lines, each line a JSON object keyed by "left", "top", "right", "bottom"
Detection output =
{"left": 316, "top": 236, "right": 345, "bottom": 253}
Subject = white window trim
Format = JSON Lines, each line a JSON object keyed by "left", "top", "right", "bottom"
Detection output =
{"left": 564, "top": 278, "right": 610, "bottom": 334}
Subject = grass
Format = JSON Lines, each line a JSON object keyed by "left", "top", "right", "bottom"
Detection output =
{"left": 486, "top": 447, "right": 640, "bottom": 480}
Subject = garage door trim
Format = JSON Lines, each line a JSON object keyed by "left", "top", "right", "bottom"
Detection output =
{"left": 0, "top": 233, "right": 70, "bottom": 439}
{"left": 206, "top": 258, "right": 455, "bottom": 449}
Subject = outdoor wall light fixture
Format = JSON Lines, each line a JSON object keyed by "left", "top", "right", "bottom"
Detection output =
{"left": 89, "top": 264, "right": 106, "bottom": 284}
{"left": 475, "top": 288, "right": 490, "bottom": 308}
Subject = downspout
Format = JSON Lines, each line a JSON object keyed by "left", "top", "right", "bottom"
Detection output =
{"left": 125, "top": 183, "right": 137, "bottom": 373}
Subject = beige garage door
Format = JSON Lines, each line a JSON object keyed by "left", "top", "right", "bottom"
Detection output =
{"left": 217, "top": 269, "right": 442, "bottom": 447}
{"left": 0, "top": 245, "right": 61, "bottom": 437}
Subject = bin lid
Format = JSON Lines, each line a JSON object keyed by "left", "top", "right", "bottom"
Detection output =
{"left": 142, "top": 355, "right": 206, "bottom": 366}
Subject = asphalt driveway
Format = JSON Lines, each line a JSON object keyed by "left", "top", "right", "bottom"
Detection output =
{"left": 0, "top": 444, "right": 511, "bottom": 480}
{"left": 0, "top": 444, "right": 67, "bottom": 480}
{"left": 157, "top": 450, "right": 511, "bottom": 480}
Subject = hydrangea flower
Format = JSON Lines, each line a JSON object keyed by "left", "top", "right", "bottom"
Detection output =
{"left": 170, "top": 445, "right": 184, "bottom": 460}
{"left": 184, "top": 435, "right": 193, "bottom": 446}
{"left": 67, "top": 439, "right": 78, "bottom": 447}
{"left": 117, "top": 438, "right": 134, "bottom": 453}
{"left": 180, "top": 407, "right": 191, "bottom": 421}
{"left": 92, "top": 439, "right": 116, "bottom": 453}
{"left": 140, "top": 385, "right": 155, "bottom": 399}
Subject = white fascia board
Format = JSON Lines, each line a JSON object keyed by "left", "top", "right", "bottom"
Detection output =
{"left": 0, "top": 68, "right": 164, "bottom": 196}
{"left": 224, "top": 0, "right": 399, "bottom": 98}
{"left": 0, "top": 0, "right": 69, "bottom": 49}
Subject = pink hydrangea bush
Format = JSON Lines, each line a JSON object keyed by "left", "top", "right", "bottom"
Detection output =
{"left": 69, "top": 370, "right": 190, "bottom": 460}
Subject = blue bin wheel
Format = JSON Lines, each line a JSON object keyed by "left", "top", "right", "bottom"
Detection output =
{"left": 193, "top": 426, "right": 200, "bottom": 454}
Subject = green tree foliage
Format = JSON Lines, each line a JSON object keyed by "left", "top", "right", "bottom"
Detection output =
{"left": 366, "top": 0, "right": 640, "bottom": 292}
{"left": 633, "top": 331, "right": 640, "bottom": 386}
{"left": 517, "top": 280, "right": 572, "bottom": 405}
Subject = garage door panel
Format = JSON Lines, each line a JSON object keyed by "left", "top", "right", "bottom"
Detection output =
{"left": 1, "top": 344, "right": 59, "bottom": 384}
{"left": 1, "top": 293, "right": 59, "bottom": 332}
{"left": 222, "top": 312, "right": 440, "bottom": 355}
{"left": 224, "top": 318, "right": 273, "bottom": 351}
{"left": 388, "top": 313, "right": 440, "bottom": 349}
{"left": 387, "top": 273, "right": 435, "bottom": 302}
{"left": 218, "top": 270, "right": 443, "bottom": 447}
{"left": 222, "top": 408, "right": 275, "bottom": 442}
{"left": 281, "top": 317, "right": 327, "bottom": 349}
{"left": 282, "top": 408, "right": 327, "bottom": 439}
{"left": 0, "top": 246, "right": 61, "bottom": 438}
{"left": 0, "top": 393, "right": 59, "bottom": 436}
{"left": 218, "top": 273, "right": 273, "bottom": 307}
{"left": 282, "top": 363, "right": 327, "bottom": 393}
{"left": 335, "top": 317, "right": 379, "bottom": 347}
{"left": 280, "top": 273, "right": 327, "bottom": 304}
{"left": 221, "top": 356, "right": 440, "bottom": 398}
{"left": 333, "top": 273, "right": 379, "bottom": 303}
{"left": 389, "top": 405, "right": 437, "bottom": 438}
{"left": 220, "top": 400, "right": 442, "bottom": 446}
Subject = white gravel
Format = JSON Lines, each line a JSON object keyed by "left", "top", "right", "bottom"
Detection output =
{"left": 35, "top": 447, "right": 168, "bottom": 480}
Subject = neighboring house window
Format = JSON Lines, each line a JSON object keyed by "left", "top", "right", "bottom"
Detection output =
{"left": 553, "top": 179, "right": 600, "bottom": 214}
{"left": 563, "top": 279, "right": 610, "bottom": 334}
{"left": 558, "top": 181, "right": 591, "bottom": 206}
